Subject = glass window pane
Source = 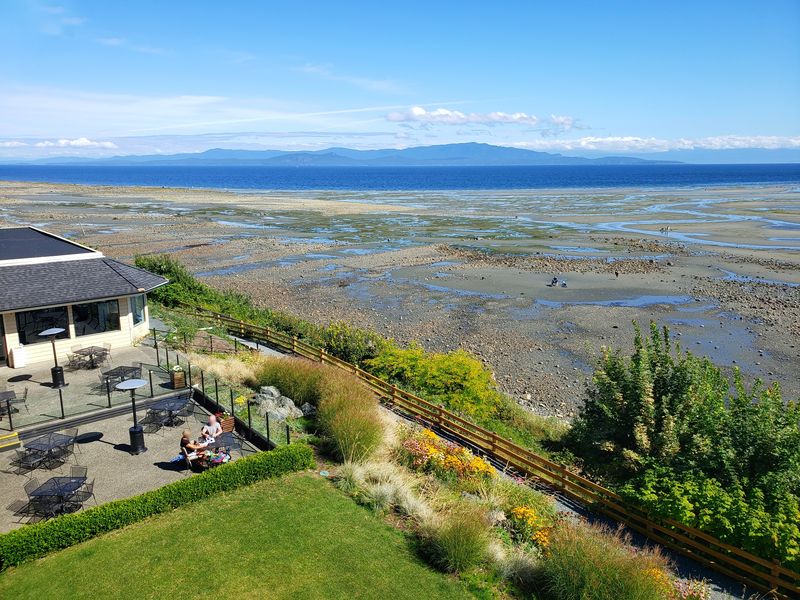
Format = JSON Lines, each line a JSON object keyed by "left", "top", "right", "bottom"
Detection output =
{"left": 15, "top": 307, "right": 70, "bottom": 345}
{"left": 74, "top": 300, "right": 121, "bottom": 337}
{"left": 131, "top": 294, "right": 146, "bottom": 326}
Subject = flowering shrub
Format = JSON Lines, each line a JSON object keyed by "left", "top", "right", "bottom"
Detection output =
{"left": 509, "top": 505, "right": 551, "bottom": 549}
{"left": 667, "top": 579, "right": 710, "bottom": 600}
{"left": 400, "top": 428, "right": 494, "bottom": 482}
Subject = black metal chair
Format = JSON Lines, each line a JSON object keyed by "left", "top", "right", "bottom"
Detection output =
{"left": 10, "top": 448, "right": 45, "bottom": 475}
{"left": 23, "top": 478, "right": 60, "bottom": 518}
{"left": 70, "top": 465, "right": 88, "bottom": 479}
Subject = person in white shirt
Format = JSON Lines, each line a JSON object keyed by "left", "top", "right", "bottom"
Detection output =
{"left": 200, "top": 415, "right": 223, "bottom": 442}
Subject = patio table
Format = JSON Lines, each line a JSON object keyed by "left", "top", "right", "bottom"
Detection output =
{"left": 150, "top": 397, "right": 190, "bottom": 427}
{"left": 25, "top": 432, "right": 74, "bottom": 457}
{"left": 102, "top": 365, "right": 141, "bottom": 387}
{"left": 74, "top": 346, "right": 108, "bottom": 368}
{"left": 29, "top": 476, "right": 87, "bottom": 515}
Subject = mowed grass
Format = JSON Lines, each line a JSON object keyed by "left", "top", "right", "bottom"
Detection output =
{"left": 0, "top": 474, "right": 471, "bottom": 600}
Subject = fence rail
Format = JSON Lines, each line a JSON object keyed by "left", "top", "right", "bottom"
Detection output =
{"left": 170, "top": 304, "right": 799, "bottom": 598}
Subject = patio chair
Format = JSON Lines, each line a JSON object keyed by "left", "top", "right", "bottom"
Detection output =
{"left": 182, "top": 447, "right": 201, "bottom": 472}
{"left": 14, "top": 387, "right": 30, "bottom": 414}
{"left": 23, "top": 478, "right": 60, "bottom": 518}
{"left": 11, "top": 448, "right": 45, "bottom": 475}
{"left": 70, "top": 465, "right": 88, "bottom": 479}
{"left": 140, "top": 409, "right": 164, "bottom": 434}
{"left": 67, "top": 479, "right": 97, "bottom": 509}
{"left": 102, "top": 342, "right": 113, "bottom": 359}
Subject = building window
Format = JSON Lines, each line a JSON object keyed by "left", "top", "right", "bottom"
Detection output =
{"left": 15, "top": 307, "right": 70, "bottom": 345}
{"left": 131, "top": 294, "right": 146, "bottom": 326}
{"left": 73, "top": 299, "right": 121, "bottom": 337}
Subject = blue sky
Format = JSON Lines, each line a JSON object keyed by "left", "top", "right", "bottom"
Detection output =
{"left": 0, "top": 0, "right": 798, "bottom": 158}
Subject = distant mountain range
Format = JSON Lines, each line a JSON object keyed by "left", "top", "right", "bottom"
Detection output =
{"left": 11, "top": 143, "right": 682, "bottom": 167}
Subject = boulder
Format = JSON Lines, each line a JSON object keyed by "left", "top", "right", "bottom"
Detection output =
{"left": 257, "top": 393, "right": 303, "bottom": 420}
{"left": 259, "top": 385, "right": 280, "bottom": 398}
{"left": 300, "top": 402, "right": 317, "bottom": 417}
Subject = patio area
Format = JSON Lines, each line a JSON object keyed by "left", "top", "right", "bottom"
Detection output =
{"left": 0, "top": 343, "right": 170, "bottom": 432}
{"left": 0, "top": 403, "right": 257, "bottom": 533}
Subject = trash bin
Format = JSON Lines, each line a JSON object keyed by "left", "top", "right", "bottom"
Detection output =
{"left": 51, "top": 366, "right": 66, "bottom": 388}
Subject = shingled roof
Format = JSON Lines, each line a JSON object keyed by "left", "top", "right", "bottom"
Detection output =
{"left": 0, "top": 257, "right": 168, "bottom": 312}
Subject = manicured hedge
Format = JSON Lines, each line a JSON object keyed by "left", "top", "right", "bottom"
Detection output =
{"left": 0, "top": 444, "right": 313, "bottom": 571}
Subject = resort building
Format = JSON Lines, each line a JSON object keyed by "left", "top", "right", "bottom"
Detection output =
{"left": 0, "top": 227, "right": 167, "bottom": 368}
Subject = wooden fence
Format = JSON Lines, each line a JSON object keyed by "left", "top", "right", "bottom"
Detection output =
{"left": 177, "top": 304, "right": 799, "bottom": 598}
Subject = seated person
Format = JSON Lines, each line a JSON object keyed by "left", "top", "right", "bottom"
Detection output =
{"left": 180, "top": 429, "right": 208, "bottom": 463}
{"left": 200, "top": 415, "right": 223, "bottom": 442}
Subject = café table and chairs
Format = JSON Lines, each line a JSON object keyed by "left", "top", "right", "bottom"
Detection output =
{"left": 149, "top": 396, "right": 191, "bottom": 428}
{"left": 73, "top": 346, "right": 109, "bottom": 369}
{"left": 101, "top": 365, "right": 142, "bottom": 388}
{"left": 24, "top": 468, "right": 89, "bottom": 517}
{"left": 24, "top": 429, "right": 78, "bottom": 468}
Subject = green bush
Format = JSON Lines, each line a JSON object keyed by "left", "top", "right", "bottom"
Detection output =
{"left": 537, "top": 521, "right": 671, "bottom": 600}
{"left": 568, "top": 322, "right": 800, "bottom": 568}
{"left": 425, "top": 507, "right": 491, "bottom": 573}
{"left": 0, "top": 444, "right": 313, "bottom": 571}
{"left": 253, "top": 358, "right": 383, "bottom": 463}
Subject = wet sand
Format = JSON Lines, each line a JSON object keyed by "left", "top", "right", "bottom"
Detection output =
{"left": 1, "top": 180, "right": 798, "bottom": 418}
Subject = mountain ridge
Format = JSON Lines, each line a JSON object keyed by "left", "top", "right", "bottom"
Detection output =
{"left": 10, "top": 142, "right": 682, "bottom": 166}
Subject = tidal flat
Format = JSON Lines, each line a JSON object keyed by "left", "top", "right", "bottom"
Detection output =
{"left": 2, "top": 180, "right": 798, "bottom": 417}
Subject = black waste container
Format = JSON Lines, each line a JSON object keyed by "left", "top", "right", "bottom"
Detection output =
{"left": 51, "top": 366, "right": 65, "bottom": 388}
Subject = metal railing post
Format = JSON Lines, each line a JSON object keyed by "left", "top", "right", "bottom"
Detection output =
{"left": 58, "top": 388, "right": 65, "bottom": 419}
{"left": 214, "top": 378, "right": 219, "bottom": 406}
{"left": 230, "top": 389, "right": 235, "bottom": 416}
{"left": 156, "top": 345, "right": 161, "bottom": 367}
{"left": 152, "top": 328, "right": 157, "bottom": 348}
{"left": 265, "top": 412, "right": 270, "bottom": 444}
{"left": 209, "top": 333, "right": 213, "bottom": 353}
{"left": 149, "top": 370, "right": 154, "bottom": 397}
{"left": 234, "top": 338, "right": 238, "bottom": 353}
{"left": 187, "top": 361, "right": 192, "bottom": 388}
{"left": 106, "top": 378, "right": 112, "bottom": 408}
{"left": 183, "top": 332, "right": 188, "bottom": 349}
{"left": 200, "top": 370, "right": 205, "bottom": 396}
{"left": 165, "top": 350, "right": 170, "bottom": 370}
{"left": 285, "top": 423, "right": 290, "bottom": 445}
{"left": 5, "top": 398, "right": 13, "bottom": 431}
{"left": 246, "top": 397, "right": 252, "bottom": 431}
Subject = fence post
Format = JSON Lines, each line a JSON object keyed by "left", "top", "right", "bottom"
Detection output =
{"left": 234, "top": 338, "right": 238, "bottom": 353}
{"left": 106, "top": 378, "right": 112, "bottom": 408}
{"left": 214, "top": 379, "right": 219, "bottom": 406}
{"left": 149, "top": 370, "right": 154, "bottom": 397}
{"left": 209, "top": 333, "right": 213, "bottom": 353}
{"left": 152, "top": 328, "right": 157, "bottom": 348}
{"left": 183, "top": 332, "right": 188, "bottom": 350}
{"left": 265, "top": 412, "right": 270, "bottom": 445}
{"left": 246, "top": 396, "right": 252, "bottom": 431}
{"left": 5, "top": 398, "right": 12, "bottom": 431}
{"left": 230, "top": 389, "right": 235, "bottom": 417}
{"left": 292, "top": 335, "right": 297, "bottom": 353}
{"left": 156, "top": 344, "right": 161, "bottom": 367}
{"left": 58, "top": 388, "right": 65, "bottom": 419}
{"left": 200, "top": 370, "right": 205, "bottom": 396}
{"left": 239, "top": 320, "right": 244, "bottom": 336}
{"left": 187, "top": 361, "right": 192, "bottom": 388}
{"left": 319, "top": 347, "right": 325, "bottom": 363}
{"left": 391, "top": 385, "right": 398, "bottom": 405}
{"left": 285, "top": 424, "right": 291, "bottom": 445}
{"left": 166, "top": 350, "right": 170, "bottom": 370}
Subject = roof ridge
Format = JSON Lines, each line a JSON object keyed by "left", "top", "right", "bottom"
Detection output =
{"left": 103, "top": 258, "right": 144, "bottom": 291}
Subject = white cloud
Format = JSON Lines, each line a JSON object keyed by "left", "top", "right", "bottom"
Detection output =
{"left": 96, "top": 37, "right": 126, "bottom": 46}
{"left": 34, "top": 137, "right": 118, "bottom": 149}
{"left": 387, "top": 106, "right": 540, "bottom": 126}
{"left": 298, "top": 64, "right": 404, "bottom": 94}
{"left": 510, "top": 135, "right": 800, "bottom": 153}
{"left": 0, "top": 141, "right": 28, "bottom": 147}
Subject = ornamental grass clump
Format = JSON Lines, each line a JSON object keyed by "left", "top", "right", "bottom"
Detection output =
{"left": 252, "top": 358, "right": 383, "bottom": 463}
{"left": 537, "top": 521, "right": 672, "bottom": 600}
{"left": 425, "top": 506, "right": 491, "bottom": 573}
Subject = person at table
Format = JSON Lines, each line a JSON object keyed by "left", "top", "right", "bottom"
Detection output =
{"left": 180, "top": 429, "right": 208, "bottom": 462}
{"left": 200, "top": 415, "right": 223, "bottom": 442}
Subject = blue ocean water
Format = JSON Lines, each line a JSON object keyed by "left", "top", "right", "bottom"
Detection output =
{"left": 0, "top": 164, "right": 798, "bottom": 191}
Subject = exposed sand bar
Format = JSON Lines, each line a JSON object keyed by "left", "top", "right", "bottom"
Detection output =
{"left": 1, "top": 180, "right": 798, "bottom": 418}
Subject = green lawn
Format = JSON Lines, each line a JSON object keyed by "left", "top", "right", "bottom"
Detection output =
{"left": 0, "top": 474, "right": 471, "bottom": 600}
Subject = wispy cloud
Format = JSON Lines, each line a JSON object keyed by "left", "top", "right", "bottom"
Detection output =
{"left": 34, "top": 137, "right": 117, "bottom": 149}
{"left": 94, "top": 37, "right": 165, "bottom": 55}
{"left": 510, "top": 135, "right": 800, "bottom": 153}
{"left": 36, "top": 4, "right": 85, "bottom": 36}
{"left": 0, "top": 141, "right": 28, "bottom": 148}
{"left": 298, "top": 63, "right": 404, "bottom": 94}
{"left": 387, "top": 106, "right": 541, "bottom": 126}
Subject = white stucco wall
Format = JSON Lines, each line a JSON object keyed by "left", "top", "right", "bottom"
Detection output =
{"left": 1, "top": 294, "right": 151, "bottom": 368}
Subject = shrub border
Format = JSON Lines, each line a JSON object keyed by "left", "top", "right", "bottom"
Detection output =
{"left": 0, "top": 444, "right": 314, "bottom": 571}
